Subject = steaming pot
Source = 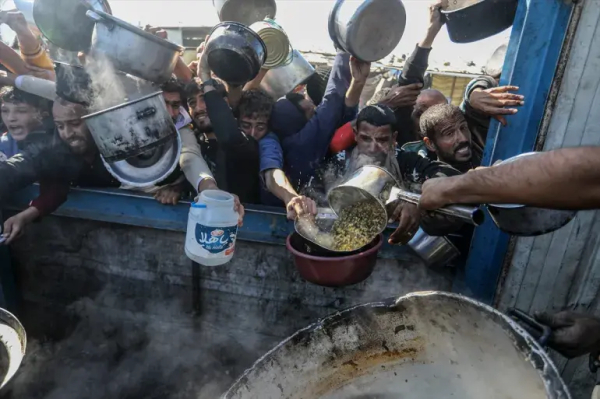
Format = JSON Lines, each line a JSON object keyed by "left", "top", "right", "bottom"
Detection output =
{"left": 86, "top": 10, "right": 183, "bottom": 84}
{"left": 82, "top": 91, "right": 177, "bottom": 163}
{"left": 224, "top": 291, "right": 571, "bottom": 399}
{"left": 260, "top": 50, "right": 315, "bottom": 99}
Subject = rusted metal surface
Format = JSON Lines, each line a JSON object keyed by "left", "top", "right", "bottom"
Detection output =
{"left": 224, "top": 292, "right": 570, "bottom": 399}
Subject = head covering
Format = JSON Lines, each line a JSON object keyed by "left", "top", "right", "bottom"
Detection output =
{"left": 270, "top": 98, "right": 308, "bottom": 138}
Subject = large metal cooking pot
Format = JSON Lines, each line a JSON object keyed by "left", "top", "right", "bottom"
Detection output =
{"left": 407, "top": 228, "right": 460, "bottom": 268}
{"left": 86, "top": 10, "right": 183, "bottom": 84}
{"left": 33, "top": 0, "right": 112, "bottom": 52}
{"left": 328, "top": 0, "right": 406, "bottom": 62}
{"left": 213, "top": 0, "right": 277, "bottom": 27}
{"left": 82, "top": 91, "right": 177, "bottom": 163}
{"left": 205, "top": 22, "right": 267, "bottom": 86}
{"left": 486, "top": 152, "right": 577, "bottom": 236}
{"left": 224, "top": 291, "right": 571, "bottom": 399}
{"left": 260, "top": 49, "right": 315, "bottom": 99}
{"left": 442, "top": 0, "right": 519, "bottom": 43}
{"left": 0, "top": 308, "right": 26, "bottom": 390}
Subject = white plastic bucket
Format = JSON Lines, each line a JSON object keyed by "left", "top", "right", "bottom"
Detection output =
{"left": 185, "top": 190, "right": 239, "bottom": 266}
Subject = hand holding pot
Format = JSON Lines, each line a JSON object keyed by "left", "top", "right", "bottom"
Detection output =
{"left": 535, "top": 311, "right": 600, "bottom": 359}
{"left": 382, "top": 83, "right": 423, "bottom": 110}
{"left": 418, "top": 177, "right": 458, "bottom": 211}
{"left": 349, "top": 56, "right": 370, "bottom": 84}
{"left": 469, "top": 85, "right": 524, "bottom": 126}
{"left": 387, "top": 201, "right": 420, "bottom": 245}
{"left": 0, "top": 11, "right": 28, "bottom": 34}
{"left": 286, "top": 196, "right": 317, "bottom": 220}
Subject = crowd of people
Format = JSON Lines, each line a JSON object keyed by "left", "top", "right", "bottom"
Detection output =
{"left": 0, "top": 0, "right": 597, "bottom": 370}
{"left": 0, "top": 2, "right": 528, "bottom": 246}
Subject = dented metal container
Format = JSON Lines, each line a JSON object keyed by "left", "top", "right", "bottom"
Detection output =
{"left": 82, "top": 91, "right": 177, "bottom": 163}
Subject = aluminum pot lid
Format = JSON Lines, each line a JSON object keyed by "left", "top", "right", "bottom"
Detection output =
{"left": 33, "top": 0, "right": 111, "bottom": 52}
{"left": 344, "top": 0, "right": 406, "bottom": 62}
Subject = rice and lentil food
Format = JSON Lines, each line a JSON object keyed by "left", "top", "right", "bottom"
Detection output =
{"left": 331, "top": 199, "right": 387, "bottom": 251}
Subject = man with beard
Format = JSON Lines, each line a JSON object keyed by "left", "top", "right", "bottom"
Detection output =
{"left": 312, "top": 104, "right": 462, "bottom": 245}
{"left": 186, "top": 70, "right": 260, "bottom": 203}
{"left": 0, "top": 98, "right": 120, "bottom": 242}
{"left": 419, "top": 104, "right": 480, "bottom": 173}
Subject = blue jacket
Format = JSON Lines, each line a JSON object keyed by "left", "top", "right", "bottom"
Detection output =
{"left": 0, "top": 133, "right": 19, "bottom": 161}
{"left": 266, "top": 52, "right": 357, "bottom": 190}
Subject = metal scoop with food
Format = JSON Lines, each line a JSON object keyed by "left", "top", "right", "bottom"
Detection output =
{"left": 295, "top": 165, "right": 484, "bottom": 253}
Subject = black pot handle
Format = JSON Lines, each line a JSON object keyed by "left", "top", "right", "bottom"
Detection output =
{"left": 507, "top": 308, "right": 552, "bottom": 347}
{"left": 137, "top": 107, "right": 157, "bottom": 120}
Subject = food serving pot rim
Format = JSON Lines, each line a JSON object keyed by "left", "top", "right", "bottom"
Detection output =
{"left": 82, "top": 91, "right": 164, "bottom": 119}
{"left": 88, "top": 9, "right": 183, "bottom": 52}
{"left": 286, "top": 233, "right": 383, "bottom": 262}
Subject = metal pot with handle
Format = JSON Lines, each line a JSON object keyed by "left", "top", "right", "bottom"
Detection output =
{"left": 82, "top": 91, "right": 177, "bottom": 163}
{"left": 33, "top": 0, "right": 112, "bottom": 52}
{"left": 328, "top": 0, "right": 406, "bottom": 62}
{"left": 260, "top": 49, "right": 315, "bottom": 99}
{"left": 486, "top": 152, "right": 577, "bottom": 236}
{"left": 407, "top": 228, "right": 460, "bottom": 268}
{"left": 224, "top": 292, "right": 571, "bottom": 399}
{"left": 442, "top": 0, "right": 519, "bottom": 43}
{"left": 86, "top": 9, "right": 183, "bottom": 84}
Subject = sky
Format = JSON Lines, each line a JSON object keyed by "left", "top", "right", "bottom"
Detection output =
{"left": 1, "top": 0, "right": 512, "bottom": 73}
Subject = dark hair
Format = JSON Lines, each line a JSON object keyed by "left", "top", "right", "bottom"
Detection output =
{"left": 184, "top": 79, "right": 227, "bottom": 101}
{"left": 237, "top": 89, "right": 274, "bottom": 120}
{"left": 419, "top": 104, "right": 466, "bottom": 140}
{"left": 0, "top": 87, "right": 51, "bottom": 112}
{"left": 285, "top": 92, "right": 307, "bottom": 119}
{"left": 355, "top": 104, "right": 397, "bottom": 131}
{"left": 160, "top": 78, "right": 185, "bottom": 96}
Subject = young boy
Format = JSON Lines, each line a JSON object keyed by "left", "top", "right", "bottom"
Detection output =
{"left": 0, "top": 86, "right": 51, "bottom": 161}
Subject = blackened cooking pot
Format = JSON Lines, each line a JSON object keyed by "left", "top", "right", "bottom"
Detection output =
{"left": 205, "top": 22, "right": 267, "bottom": 86}
{"left": 82, "top": 91, "right": 177, "bottom": 163}
{"left": 54, "top": 62, "right": 94, "bottom": 106}
{"left": 213, "top": 0, "right": 277, "bottom": 26}
{"left": 223, "top": 292, "right": 571, "bottom": 399}
{"left": 442, "top": 0, "right": 519, "bottom": 43}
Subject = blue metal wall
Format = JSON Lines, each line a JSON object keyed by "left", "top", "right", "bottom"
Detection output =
{"left": 460, "top": 0, "right": 574, "bottom": 303}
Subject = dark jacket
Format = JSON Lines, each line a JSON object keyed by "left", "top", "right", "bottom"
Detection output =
{"left": 395, "top": 45, "right": 432, "bottom": 146}
{"left": 268, "top": 52, "right": 357, "bottom": 189}
{"left": 203, "top": 90, "right": 260, "bottom": 203}
{"left": 460, "top": 75, "right": 497, "bottom": 149}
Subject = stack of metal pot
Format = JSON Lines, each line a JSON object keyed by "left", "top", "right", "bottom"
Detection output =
{"left": 23, "top": 0, "right": 185, "bottom": 187}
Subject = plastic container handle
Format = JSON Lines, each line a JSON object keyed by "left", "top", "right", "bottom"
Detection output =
{"left": 191, "top": 203, "right": 207, "bottom": 209}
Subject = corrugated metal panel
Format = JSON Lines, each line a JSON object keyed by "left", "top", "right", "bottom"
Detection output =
{"left": 497, "top": 0, "right": 600, "bottom": 396}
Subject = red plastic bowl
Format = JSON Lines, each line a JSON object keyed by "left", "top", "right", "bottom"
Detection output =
{"left": 286, "top": 233, "right": 383, "bottom": 287}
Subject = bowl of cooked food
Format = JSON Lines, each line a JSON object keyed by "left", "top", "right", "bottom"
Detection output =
{"left": 286, "top": 232, "right": 382, "bottom": 287}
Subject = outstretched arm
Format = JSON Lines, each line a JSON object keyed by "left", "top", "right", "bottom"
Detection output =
{"left": 419, "top": 147, "right": 600, "bottom": 210}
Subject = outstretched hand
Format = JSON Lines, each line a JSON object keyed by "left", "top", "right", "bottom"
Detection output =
{"left": 349, "top": 56, "right": 371, "bottom": 84}
{"left": 535, "top": 311, "right": 600, "bottom": 359}
{"left": 470, "top": 86, "right": 524, "bottom": 126}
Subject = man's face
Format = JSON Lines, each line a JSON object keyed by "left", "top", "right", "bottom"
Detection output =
{"left": 53, "top": 102, "right": 93, "bottom": 155}
{"left": 163, "top": 91, "right": 182, "bottom": 122}
{"left": 354, "top": 122, "right": 397, "bottom": 165}
{"left": 427, "top": 117, "right": 472, "bottom": 164}
{"left": 240, "top": 114, "right": 268, "bottom": 140}
{"left": 1, "top": 101, "right": 43, "bottom": 141}
{"left": 188, "top": 92, "right": 212, "bottom": 132}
